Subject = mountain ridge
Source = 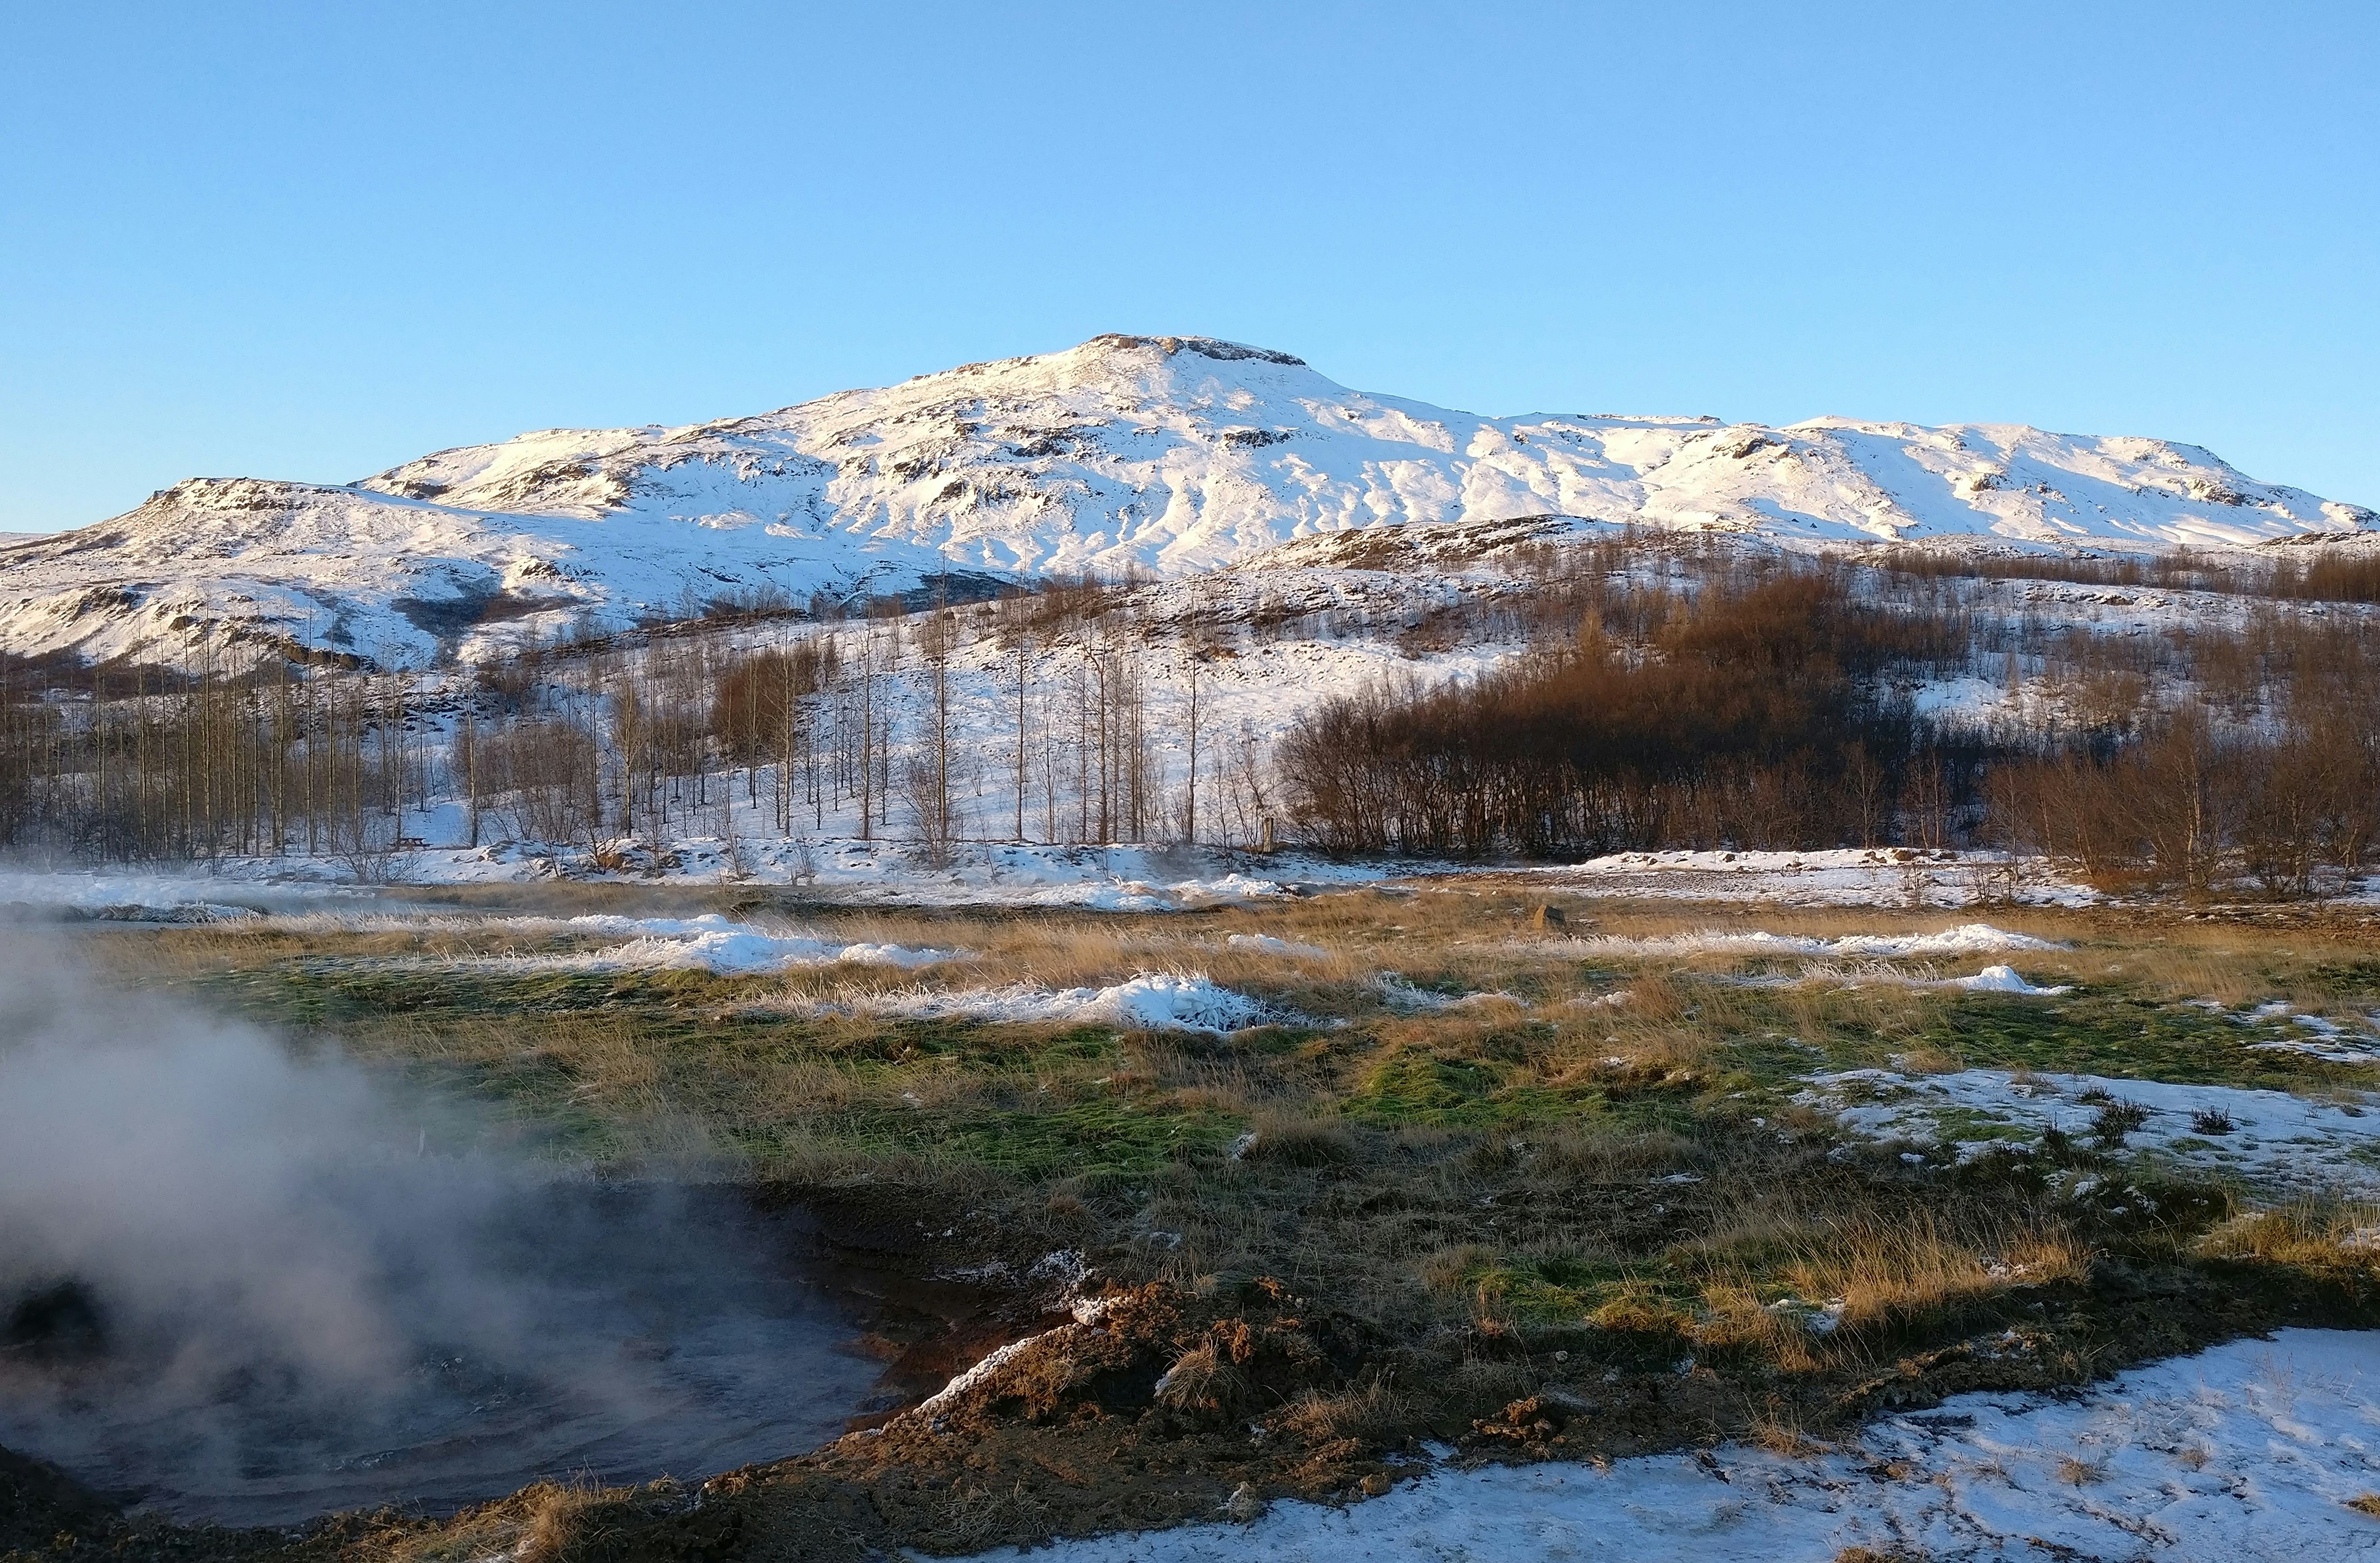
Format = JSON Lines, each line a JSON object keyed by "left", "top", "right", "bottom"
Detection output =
{"left": 3, "top": 334, "right": 2372, "bottom": 668}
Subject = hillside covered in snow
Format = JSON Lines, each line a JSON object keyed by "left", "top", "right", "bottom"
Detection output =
{"left": 2, "top": 333, "right": 2374, "bottom": 669}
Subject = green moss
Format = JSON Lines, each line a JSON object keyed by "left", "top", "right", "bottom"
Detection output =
{"left": 1712, "top": 1036, "right": 1832, "bottom": 1089}
{"left": 1921, "top": 1105, "right": 2039, "bottom": 1145}
{"left": 1461, "top": 1253, "right": 1665, "bottom": 1323}
{"left": 2308, "top": 961, "right": 2380, "bottom": 998}
{"left": 1457, "top": 1259, "right": 1718, "bottom": 1365}
{"left": 188, "top": 959, "right": 756, "bottom": 1027}
{"left": 1911, "top": 990, "right": 2366, "bottom": 1088}
{"left": 941, "top": 1096, "right": 1239, "bottom": 1178}
{"left": 745, "top": 1091, "right": 1239, "bottom": 1181}
{"left": 1346, "top": 1049, "right": 1503, "bottom": 1125}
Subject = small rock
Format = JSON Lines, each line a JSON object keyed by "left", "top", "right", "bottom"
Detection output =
{"left": 1529, "top": 904, "right": 1568, "bottom": 930}
{"left": 1358, "top": 1472, "right": 1392, "bottom": 1497}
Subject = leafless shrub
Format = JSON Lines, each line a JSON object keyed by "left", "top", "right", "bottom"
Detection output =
{"left": 2091, "top": 1101, "right": 2151, "bottom": 1147}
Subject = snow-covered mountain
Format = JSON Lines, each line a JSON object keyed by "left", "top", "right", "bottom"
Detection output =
{"left": 3, "top": 334, "right": 2371, "bottom": 668}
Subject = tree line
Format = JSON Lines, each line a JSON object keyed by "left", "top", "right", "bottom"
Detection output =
{"left": 0, "top": 591, "right": 1265, "bottom": 867}
{"left": 1276, "top": 557, "right": 2380, "bottom": 897}
{"left": 6, "top": 539, "right": 2376, "bottom": 895}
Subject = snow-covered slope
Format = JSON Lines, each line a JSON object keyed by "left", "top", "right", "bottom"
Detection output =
{"left": 4, "top": 334, "right": 2372, "bottom": 667}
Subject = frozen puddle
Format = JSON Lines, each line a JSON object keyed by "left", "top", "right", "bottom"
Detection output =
{"left": 826, "top": 974, "right": 1272, "bottom": 1034}
{"left": 1799, "top": 1067, "right": 2380, "bottom": 1196}
{"left": 949, "top": 1328, "right": 2380, "bottom": 1563}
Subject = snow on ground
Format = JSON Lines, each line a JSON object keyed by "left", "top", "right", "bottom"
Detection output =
{"left": 452, "top": 914, "right": 962, "bottom": 975}
{"left": 407, "top": 837, "right": 1403, "bottom": 912}
{"left": 100, "top": 838, "right": 2101, "bottom": 916}
{"left": 46, "top": 836, "right": 1398, "bottom": 912}
{"left": 1559, "top": 922, "right": 2065, "bottom": 959}
{"left": 1553, "top": 924, "right": 2072, "bottom": 995}
{"left": 0, "top": 868, "right": 357, "bottom": 922}
{"left": 1223, "top": 934, "right": 1331, "bottom": 959}
{"left": 945, "top": 1329, "right": 2380, "bottom": 1563}
{"left": 1539, "top": 849, "right": 2098, "bottom": 908}
{"left": 1951, "top": 964, "right": 2071, "bottom": 995}
{"left": 1798, "top": 1067, "right": 2380, "bottom": 1197}
{"left": 1692, "top": 959, "right": 2073, "bottom": 995}
{"left": 4, "top": 846, "right": 2092, "bottom": 929}
{"left": 817, "top": 974, "right": 1271, "bottom": 1035}
{"left": 181, "top": 907, "right": 966, "bottom": 974}
{"left": 2255, "top": 1032, "right": 2380, "bottom": 1067}
{"left": 1371, "top": 975, "right": 1516, "bottom": 1014}
{"left": 2190, "top": 1002, "right": 2380, "bottom": 1067}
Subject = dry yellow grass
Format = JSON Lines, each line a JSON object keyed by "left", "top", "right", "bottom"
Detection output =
{"left": 1788, "top": 1218, "right": 2088, "bottom": 1341}
{"left": 63, "top": 891, "right": 2380, "bottom": 1417}
{"left": 1273, "top": 1375, "right": 1415, "bottom": 1444}
{"left": 345, "top": 1478, "right": 626, "bottom": 1563}
{"left": 2197, "top": 1202, "right": 2380, "bottom": 1268}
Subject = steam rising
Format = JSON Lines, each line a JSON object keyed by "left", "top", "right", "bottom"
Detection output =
{"left": 0, "top": 946, "right": 880, "bottom": 1525}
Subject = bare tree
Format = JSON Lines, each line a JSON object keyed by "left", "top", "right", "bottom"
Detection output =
{"left": 1012, "top": 629, "right": 1030, "bottom": 841}
{"left": 1179, "top": 652, "right": 1201, "bottom": 844}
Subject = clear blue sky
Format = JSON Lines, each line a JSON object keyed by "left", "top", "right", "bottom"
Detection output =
{"left": 4, "top": 1, "right": 2375, "bottom": 532}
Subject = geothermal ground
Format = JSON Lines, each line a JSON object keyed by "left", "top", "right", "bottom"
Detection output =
{"left": 4, "top": 870, "right": 2380, "bottom": 1561}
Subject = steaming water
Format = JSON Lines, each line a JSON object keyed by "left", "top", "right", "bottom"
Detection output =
{"left": 0, "top": 1184, "right": 914, "bottom": 1527}
{"left": 0, "top": 945, "right": 959, "bottom": 1527}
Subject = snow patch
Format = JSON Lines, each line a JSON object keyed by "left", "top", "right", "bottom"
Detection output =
{"left": 1800, "top": 1067, "right": 2380, "bottom": 1195}
{"left": 1371, "top": 975, "right": 1512, "bottom": 1014}
{"left": 1562, "top": 922, "right": 2064, "bottom": 959}
{"left": 2253, "top": 1036, "right": 2380, "bottom": 1067}
{"left": 945, "top": 1329, "right": 2380, "bottom": 1563}
{"left": 2215, "top": 1003, "right": 2380, "bottom": 1065}
{"left": 1224, "top": 934, "right": 1331, "bottom": 959}
{"left": 837, "top": 974, "right": 1272, "bottom": 1034}
{"left": 1548, "top": 850, "right": 2098, "bottom": 908}
{"left": 0, "top": 869, "right": 346, "bottom": 923}
{"left": 462, "top": 914, "right": 961, "bottom": 975}
{"left": 1950, "top": 964, "right": 2071, "bottom": 995}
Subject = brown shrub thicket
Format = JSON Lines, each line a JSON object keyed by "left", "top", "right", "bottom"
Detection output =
{"left": 1878, "top": 541, "right": 2380, "bottom": 604}
{"left": 1989, "top": 702, "right": 2378, "bottom": 896}
{"left": 1278, "top": 569, "right": 1951, "bottom": 854}
{"left": 5, "top": 540, "right": 2375, "bottom": 888}
{"left": 1281, "top": 563, "right": 2380, "bottom": 892}
{"left": 710, "top": 641, "right": 835, "bottom": 765}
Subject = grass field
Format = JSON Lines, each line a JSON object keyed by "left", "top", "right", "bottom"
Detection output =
{"left": 29, "top": 887, "right": 2380, "bottom": 1561}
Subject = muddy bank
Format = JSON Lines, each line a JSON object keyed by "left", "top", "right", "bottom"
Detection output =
{"left": 12, "top": 1226, "right": 2380, "bottom": 1562}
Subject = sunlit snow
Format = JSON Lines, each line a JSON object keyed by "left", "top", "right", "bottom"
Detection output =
{"left": 945, "top": 1329, "right": 2380, "bottom": 1563}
